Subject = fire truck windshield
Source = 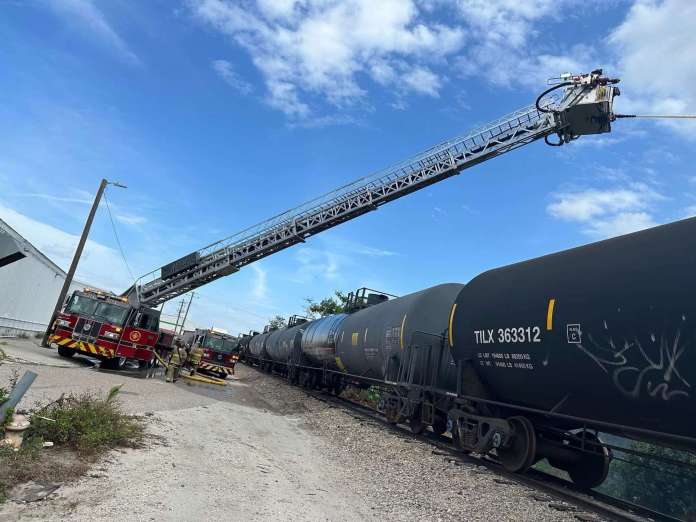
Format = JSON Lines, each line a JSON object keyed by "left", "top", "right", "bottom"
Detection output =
{"left": 66, "top": 295, "right": 99, "bottom": 316}
{"left": 93, "top": 302, "right": 129, "bottom": 326}
{"left": 66, "top": 295, "right": 129, "bottom": 326}
{"left": 203, "top": 335, "right": 236, "bottom": 354}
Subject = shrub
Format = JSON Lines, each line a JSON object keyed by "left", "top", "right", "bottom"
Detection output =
{"left": 26, "top": 387, "right": 143, "bottom": 456}
{"left": 0, "top": 385, "right": 144, "bottom": 504}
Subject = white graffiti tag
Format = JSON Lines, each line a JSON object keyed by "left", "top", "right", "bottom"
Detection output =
{"left": 575, "top": 327, "right": 691, "bottom": 401}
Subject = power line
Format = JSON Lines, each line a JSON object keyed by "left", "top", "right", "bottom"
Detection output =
{"left": 103, "top": 189, "right": 136, "bottom": 285}
{"left": 615, "top": 114, "right": 696, "bottom": 119}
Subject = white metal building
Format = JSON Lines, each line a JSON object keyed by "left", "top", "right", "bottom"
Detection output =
{"left": 0, "top": 218, "right": 94, "bottom": 336}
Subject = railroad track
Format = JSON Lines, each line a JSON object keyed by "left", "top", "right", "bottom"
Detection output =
{"left": 246, "top": 366, "right": 680, "bottom": 522}
{"left": 306, "top": 391, "right": 679, "bottom": 522}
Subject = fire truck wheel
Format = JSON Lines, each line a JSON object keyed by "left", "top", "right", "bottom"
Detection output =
{"left": 218, "top": 372, "right": 227, "bottom": 380}
{"left": 57, "top": 346, "right": 75, "bottom": 358}
{"left": 101, "top": 356, "right": 127, "bottom": 370}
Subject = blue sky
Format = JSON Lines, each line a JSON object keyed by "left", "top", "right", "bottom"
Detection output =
{"left": 1, "top": 0, "right": 695, "bottom": 333}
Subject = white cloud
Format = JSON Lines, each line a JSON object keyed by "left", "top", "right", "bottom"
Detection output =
{"left": 0, "top": 202, "right": 133, "bottom": 291}
{"left": 49, "top": 0, "right": 140, "bottom": 65}
{"left": 608, "top": 0, "right": 696, "bottom": 138}
{"left": 288, "top": 236, "right": 397, "bottom": 284}
{"left": 251, "top": 264, "right": 267, "bottom": 300}
{"left": 455, "top": 0, "right": 560, "bottom": 49}
{"left": 11, "top": 192, "right": 92, "bottom": 205}
{"left": 292, "top": 247, "right": 341, "bottom": 283}
{"left": 211, "top": 59, "right": 253, "bottom": 94}
{"left": 114, "top": 213, "right": 147, "bottom": 226}
{"left": 402, "top": 66, "right": 441, "bottom": 97}
{"left": 547, "top": 183, "right": 664, "bottom": 238}
{"left": 189, "top": 0, "right": 465, "bottom": 118}
{"left": 453, "top": 1, "right": 598, "bottom": 88}
{"left": 582, "top": 212, "right": 657, "bottom": 238}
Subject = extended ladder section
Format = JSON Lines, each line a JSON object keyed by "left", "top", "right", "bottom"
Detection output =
{"left": 129, "top": 70, "right": 620, "bottom": 307}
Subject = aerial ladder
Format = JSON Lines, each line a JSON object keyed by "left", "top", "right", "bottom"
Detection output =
{"left": 126, "top": 70, "right": 621, "bottom": 308}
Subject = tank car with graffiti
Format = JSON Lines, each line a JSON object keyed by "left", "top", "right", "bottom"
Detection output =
{"left": 243, "top": 217, "right": 696, "bottom": 489}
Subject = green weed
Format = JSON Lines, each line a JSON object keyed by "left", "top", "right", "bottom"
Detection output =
{"left": 26, "top": 387, "right": 143, "bottom": 456}
{"left": 0, "top": 386, "right": 144, "bottom": 504}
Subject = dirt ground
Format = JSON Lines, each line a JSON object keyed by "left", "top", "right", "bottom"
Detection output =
{"left": 0, "top": 339, "right": 597, "bottom": 521}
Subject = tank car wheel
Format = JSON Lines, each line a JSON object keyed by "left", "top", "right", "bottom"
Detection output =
{"left": 409, "top": 405, "right": 425, "bottom": 435}
{"left": 497, "top": 416, "right": 536, "bottom": 473}
{"left": 450, "top": 422, "right": 471, "bottom": 453}
{"left": 432, "top": 413, "right": 447, "bottom": 436}
{"left": 565, "top": 432, "right": 611, "bottom": 490}
{"left": 385, "top": 402, "right": 400, "bottom": 425}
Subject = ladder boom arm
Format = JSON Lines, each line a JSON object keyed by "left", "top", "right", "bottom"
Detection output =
{"left": 129, "top": 70, "right": 619, "bottom": 308}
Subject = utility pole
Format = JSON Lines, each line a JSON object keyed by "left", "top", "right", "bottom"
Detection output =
{"left": 172, "top": 299, "right": 186, "bottom": 335}
{"left": 179, "top": 292, "right": 195, "bottom": 335}
{"left": 42, "top": 178, "right": 127, "bottom": 347}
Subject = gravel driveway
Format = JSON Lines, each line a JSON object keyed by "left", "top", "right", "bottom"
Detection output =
{"left": 0, "top": 339, "right": 599, "bottom": 521}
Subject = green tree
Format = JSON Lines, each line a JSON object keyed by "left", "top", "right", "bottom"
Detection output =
{"left": 601, "top": 441, "right": 696, "bottom": 519}
{"left": 267, "top": 315, "right": 286, "bottom": 330}
{"left": 304, "top": 290, "right": 350, "bottom": 317}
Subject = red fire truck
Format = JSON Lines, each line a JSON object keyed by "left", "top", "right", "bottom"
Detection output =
{"left": 47, "top": 288, "right": 165, "bottom": 369}
{"left": 183, "top": 328, "right": 239, "bottom": 379}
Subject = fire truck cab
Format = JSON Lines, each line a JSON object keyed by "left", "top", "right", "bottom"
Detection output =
{"left": 184, "top": 328, "right": 239, "bottom": 379}
{"left": 48, "top": 288, "right": 161, "bottom": 370}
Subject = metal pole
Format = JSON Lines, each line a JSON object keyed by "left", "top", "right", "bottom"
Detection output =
{"left": 41, "top": 179, "right": 126, "bottom": 347}
{"left": 0, "top": 371, "right": 37, "bottom": 424}
{"left": 172, "top": 299, "right": 185, "bottom": 335}
{"left": 179, "top": 292, "right": 195, "bottom": 334}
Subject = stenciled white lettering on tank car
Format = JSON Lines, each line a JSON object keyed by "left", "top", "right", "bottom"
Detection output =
{"left": 477, "top": 351, "right": 534, "bottom": 370}
{"left": 474, "top": 326, "right": 542, "bottom": 345}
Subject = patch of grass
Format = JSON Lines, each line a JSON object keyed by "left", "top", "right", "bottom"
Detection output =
{"left": 0, "top": 386, "right": 144, "bottom": 503}
{"left": 27, "top": 386, "right": 144, "bottom": 456}
{"left": 341, "top": 385, "right": 381, "bottom": 409}
{"left": 15, "top": 332, "right": 29, "bottom": 340}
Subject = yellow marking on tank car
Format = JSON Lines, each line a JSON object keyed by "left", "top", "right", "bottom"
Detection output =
{"left": 546, "top": 298, "right": 556, "bottom": 331}
{"left": 335, "top": 356, "right": 346, "bottom": 372}
{"left": 448, "top": 303, "right": 457, "bottom": 347}
{"left": 400, "top": 314, "right": 407, "bottom": 349}
{"left": 352, "top": 332, "right": 359, "bottom": 346}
